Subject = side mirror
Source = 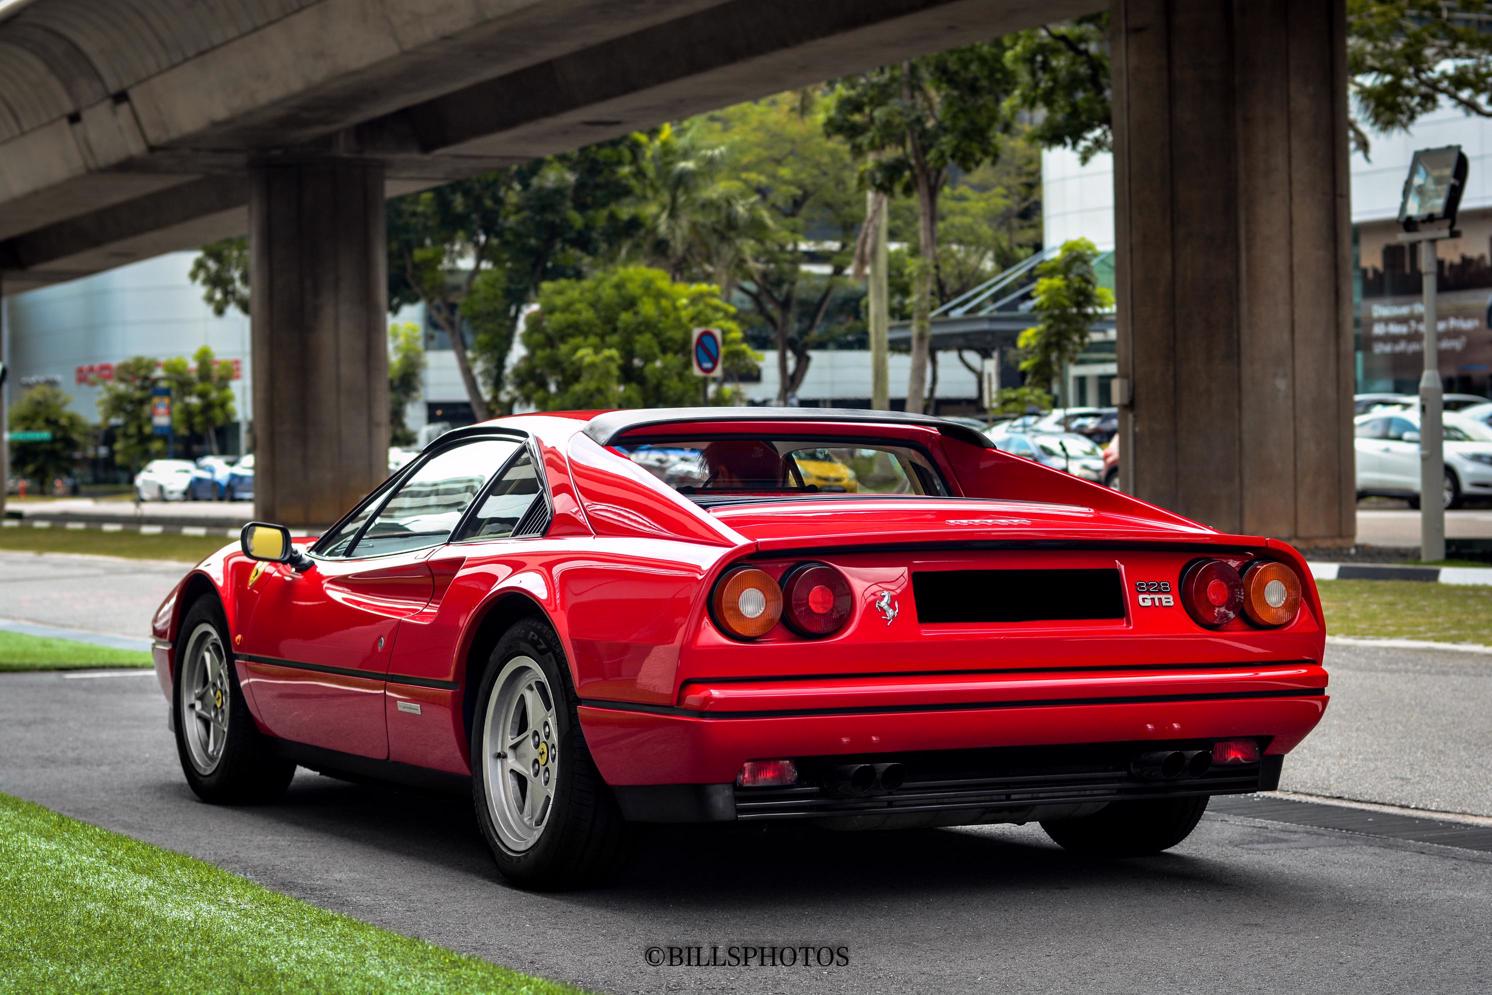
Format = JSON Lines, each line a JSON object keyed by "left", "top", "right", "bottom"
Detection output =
{"left": 1402, "top": 430, "right": 1421, "bottom": 444}
{"left": 240, "top": 522, "right": 312, "bottom": 571}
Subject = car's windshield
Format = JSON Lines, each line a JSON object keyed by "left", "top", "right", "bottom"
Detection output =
{"left": 1446, "top": 416, "right": 1492, "bottom": 442}
{"left": 616, "top": 438, "right": 949, "bottom": 500}
{"left": 1035, "top": 434, "right": 1101, "bottom": 459}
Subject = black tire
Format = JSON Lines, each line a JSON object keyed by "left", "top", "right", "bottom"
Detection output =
{"left": 225, "top": 484, "right": 236, "bottom": 501}
{"left": 469, "top": 618, "right": 627, "bottom": 889}
{"left": 1041, "top": 795, "right": 1209, "bottom": 857}
{"left": 1445, "top": 468, "right": 1462, "bottom": 510}
{"left": 172, "top": 596, "right": 295, "bottom": 804}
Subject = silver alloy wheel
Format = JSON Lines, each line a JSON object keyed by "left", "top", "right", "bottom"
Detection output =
{"left": 481, "top": 655, "right": 560, "bottom": 852}
{"left": 180, "top": 621, "right": 231, "bottom": 774}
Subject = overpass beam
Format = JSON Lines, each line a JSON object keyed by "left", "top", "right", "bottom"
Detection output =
{"left": 1112, "top": 0, "right": 1355, "bottom": 545}
{"left": 250, "top": 161, "right": 389, "bottom": 528}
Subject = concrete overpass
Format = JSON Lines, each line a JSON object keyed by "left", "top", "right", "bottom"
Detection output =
{"left": 0, "top": 0, "right": 1357, "bottom": 547}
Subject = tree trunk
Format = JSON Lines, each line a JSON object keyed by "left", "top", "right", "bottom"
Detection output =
{"left": 786, "top": 346, "right": 812, "bottom": 401}
{"left": 907, "top": 170, "right": 938, "bottom": 415}
{"left": 775, "top": 311, "right": 793, "bottom": 405}
{"left": 434, "top": 304, "right": 491, "bottom": 422}
{"left": 867, "top": 191, "right": 890, "bottom": 411}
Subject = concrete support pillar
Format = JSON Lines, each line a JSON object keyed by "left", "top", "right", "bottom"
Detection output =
{"left": 0, "top": 277, "right": 7, "bottom": 521}
{"left": 250, "top": 160, "right": 388, "bottom": 528}
{"left": 1111, "top": 0, "right": 1355, "bottom": 545}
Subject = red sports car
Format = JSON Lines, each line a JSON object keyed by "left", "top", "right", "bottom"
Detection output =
{"left": 151, "top": 408, "right": 1328, "bottom": 887}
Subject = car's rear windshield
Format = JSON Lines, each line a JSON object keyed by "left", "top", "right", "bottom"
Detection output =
{"left": 616, "top": 438, "right": 949, "bottom": 500}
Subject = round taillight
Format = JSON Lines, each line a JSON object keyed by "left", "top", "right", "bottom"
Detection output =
{"left": 781, "top": 562, "right": 853, "bottom": 637}
{"left": 1181, "top": 559, "right": 1244, "bottom": 628}
{"left": 711, "top": 567, "right": 783, "bottom": 639}
{"left": 1242, "top": 561, "right": 1303, "bottom": 627}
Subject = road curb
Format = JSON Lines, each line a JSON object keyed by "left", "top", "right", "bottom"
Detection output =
{"left": 1309, "top": 561, "right": 1492, "bottom": 586}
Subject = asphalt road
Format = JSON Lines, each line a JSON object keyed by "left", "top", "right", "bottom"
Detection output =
{"left": 1356, "top": 507, "right": 1492, "bottom": 548}
{"left": 2, "top": 547, "right": 1489, "bottom": 818}
{"left": 0, "top": 670, "right": 1489, "bottom": 994}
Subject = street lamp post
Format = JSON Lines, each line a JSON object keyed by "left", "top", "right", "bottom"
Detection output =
{"left": 1395, "top": 146, "right": 1468, "bottom": 564}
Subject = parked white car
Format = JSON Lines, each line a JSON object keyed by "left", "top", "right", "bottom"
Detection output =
{"left": 1354, "top": 410, "right": 1492, "bottom": 509}
{"left": 134, "top": 459, "right": 196, "bottom": 501}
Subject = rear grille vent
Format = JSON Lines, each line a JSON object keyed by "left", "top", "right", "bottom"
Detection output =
{"left": 913, "top": 568, "right": 1125, "bottom": 623}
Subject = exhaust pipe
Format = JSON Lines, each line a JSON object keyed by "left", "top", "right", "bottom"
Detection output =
{"left": 1132, "top": 750, "right": 1186, "bottom": 781}
{"left": 827, "top": 764, "right": 879, "bottom": 795}
{"left": 1182, "top": 750, "right": 1212, "bottom": 777}
{"left": 874, "top": 762, "right": 906, "bottom": 791}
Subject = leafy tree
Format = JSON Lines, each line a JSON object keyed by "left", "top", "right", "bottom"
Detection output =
{"left": 695, "top": 93, "right": 862, "bottom": 403}
{"left": 1348, "top": 0, "right": 1492, "bottom": 151}
{"left": 1016, "top": 239, "right": 1114, "bottom": 409}
{"left": 388, "top": 322, "right": 425, "bottom": 447}
{"left": 388, "top": 141, "right": 643, "bottom": 420}
{"left": 161, "top": 346, "right": 237, "bottom": 455}
{"left": 8, "top": 384, "right": 89, "bottom": 487}
{"left": 827, "top": 44, "right": 1015, "bottom": 413}
{"left": 990, "top": 384, "right": 1054, "bottom": 417}
{"left": 1008, "top": 5, "right": 1492, "bottom": 160}
{"left": 189, "top": 238, "right": 251, "bottom": 317}
{"left": 510, "top": 267, "right": 756, "bottom": 410}
{"left": 96, "top": 357, "right": 166, "bottom": 471}
{"left": 626, "top": 123, "right": 770, "bottom": 295}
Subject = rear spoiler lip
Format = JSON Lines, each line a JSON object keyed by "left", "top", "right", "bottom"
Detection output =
{"left": 740, "top": 534, "right": 1272, "bottom": 558}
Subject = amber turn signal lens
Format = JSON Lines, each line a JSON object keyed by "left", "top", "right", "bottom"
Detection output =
{"left": 712, "top": 567, "right": 783, "bottom": 639}
{"left": 1242, "top": 561, "right": 1302, "bottom": 628}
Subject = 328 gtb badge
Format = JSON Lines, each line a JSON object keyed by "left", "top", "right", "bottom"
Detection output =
{"left": 1134, "top": 580, "right": 1174, "bottom": 607}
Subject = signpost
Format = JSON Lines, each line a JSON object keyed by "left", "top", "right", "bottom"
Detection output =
{"left": 1396, "top": 146, "right": 1469, "bottom": 563}
{"left": 151, "top": 383, "right": 174, "bottom": 456}
{"left": 691, "top": 327, "right": 722, "bottom": 404}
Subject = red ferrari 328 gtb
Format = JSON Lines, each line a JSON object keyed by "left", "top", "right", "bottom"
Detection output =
{"left": 152, "top": 408, "right": 1328, "bottom": 887}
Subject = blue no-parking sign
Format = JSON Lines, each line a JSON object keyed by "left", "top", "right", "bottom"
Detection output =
{"left": 691, "top": 327, "right": 722, "bottom": 379}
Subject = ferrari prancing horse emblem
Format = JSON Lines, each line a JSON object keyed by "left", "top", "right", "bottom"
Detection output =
{"left": 874, "top": 591, "right": 899, "bottom": 626}
{"left": 247, "top": 561, "right": 266, "bottom": 590}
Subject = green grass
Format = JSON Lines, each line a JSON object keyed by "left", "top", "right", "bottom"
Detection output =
{"left": 0, "top": 527, "right": 229, "bottom": 562}
{"left": 0, "top": 631, "right": 151, "bottom": 672}
{"left": 0, "top": 792, "right": 577, "bottom": 994}
{"left": 1318, "top": 579, "right": 1492, "bottom": 644}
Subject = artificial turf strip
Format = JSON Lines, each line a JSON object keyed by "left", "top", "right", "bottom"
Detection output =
{"left": 1316, "top": 579, "right": 1492, "bottom": 645}
{"left": 0, "top": 631, "right": 151, "bottom": 671}
{"left": 0, "top": 793, "right": 579, "bottom": 995}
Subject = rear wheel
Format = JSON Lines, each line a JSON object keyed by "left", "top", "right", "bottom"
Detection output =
{"left": 1444, "top": 468, "right": 1461, "bottom": 510}
{"left": 470, "top": 618, "right": 626, "bottom": 889}
{"left": 1041, "top": 796, "right": 1209, "bottom": 856}
{"left": 172, "top": 596, "right": 295, "bottom": 803}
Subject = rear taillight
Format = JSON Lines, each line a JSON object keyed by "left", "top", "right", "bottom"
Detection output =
{"left": 1242, "top": 561, "right": 1303, "bottom": 627}
{"left": 710, "top": 567, "right": 783, "bottom": 639}
{"left": 1180, "top": 559, "right": 1244, "bottom": 628}
{"left": 781, "top": 562, "right": 853, "bottom": 637}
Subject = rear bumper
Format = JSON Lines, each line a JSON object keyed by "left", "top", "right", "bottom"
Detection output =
{"left": 580, "top": 663, "right": 1327, "bottom": 820}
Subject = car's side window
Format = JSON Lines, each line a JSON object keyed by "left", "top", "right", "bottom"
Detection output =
{"left": 1355, "top": 418, "right": 1388, "bottom": 439}
{"left": 1004, "top": 436, "right": 1035, "bottom": 457}
{"left": 453, "top": 448, "right": 546, "bottom": 542}
{"left": 1386, "top": 417, "right": 1417, "bottom": 441}
{"left": 347, "top": 439, "right": 520, "bottom": 558}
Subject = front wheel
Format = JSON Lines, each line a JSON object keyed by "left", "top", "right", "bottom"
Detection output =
{"left": 1041, "top": 795, "right": 1209, "bottom": 856}
{"left": 470, "top": 618, "right": 626, "bottom": 889}
{"left": 172, "top": 596, "right": 295, "bottom": 804}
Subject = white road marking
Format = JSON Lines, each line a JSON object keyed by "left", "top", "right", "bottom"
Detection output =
{"left": 1328, "top": 634, "right": 1492, "bottom": 655}
{"left": 181, "top": 526, "right": 207, "bottom": 536}
{"left": 60, "top": 670, "right": 156, "bottom": 680}
{"left": 65, "top": 521, "right": 87, "bottom": 530}
{"left": 100, "top": 523, "right": 124, "bottom": 532}
{"left": 139, "top": 525, "right": 164, "bottom": 535}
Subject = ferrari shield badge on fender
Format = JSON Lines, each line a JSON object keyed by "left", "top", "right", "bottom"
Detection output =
{"left": 247, "top": 561, "right": 266, "bottom": 590}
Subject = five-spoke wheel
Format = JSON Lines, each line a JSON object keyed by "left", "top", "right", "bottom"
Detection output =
{"left": 481, "top": 656, "right": 561, "bottom": 852}
{"left": 179, "top": 621, "right": 231, "bottom": 775}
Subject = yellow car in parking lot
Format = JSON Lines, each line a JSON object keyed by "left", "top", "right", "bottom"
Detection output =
{"left": 790, "top": 449, "right": 859, "bottom": 492}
